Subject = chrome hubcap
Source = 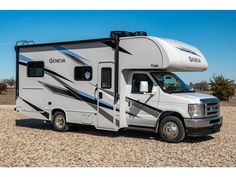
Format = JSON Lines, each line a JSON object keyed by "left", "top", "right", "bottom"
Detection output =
{"left": 55, "top": 115, "right": 65, "bottom": 129}
{"left": 163, "top": 121, "right": 179, "bottom": 139}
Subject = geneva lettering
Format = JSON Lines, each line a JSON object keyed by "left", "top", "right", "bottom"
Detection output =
{"left": 49, "top": 58, "right": 66, "bottom": 63}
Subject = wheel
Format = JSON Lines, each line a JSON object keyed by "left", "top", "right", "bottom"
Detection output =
{"left": 52, "top": 111, "right": 69, "bottom": 132}
{"left": 158, "top": 116, "right": 186, "bottom": 143}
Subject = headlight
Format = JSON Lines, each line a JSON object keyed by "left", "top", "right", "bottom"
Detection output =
{"left": 188, "top": 104, "right": 205, "bottom": 118}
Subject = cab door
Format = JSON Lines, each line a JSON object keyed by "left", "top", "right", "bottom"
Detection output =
{"left": 126, "top": 72, "right": 160, "bottom": 128}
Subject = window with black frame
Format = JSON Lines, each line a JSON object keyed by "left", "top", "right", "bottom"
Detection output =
{"left": 27, "top": 61, "right": 44, "bottom": 77}
{"left": 131, "top": 74, "right": 153, "bottom": 93}
{"left": 101, "top": 67, "right": 112, "bottom": 89}
{"left": 74, "top": 66, "right": 93, "bottom": 81}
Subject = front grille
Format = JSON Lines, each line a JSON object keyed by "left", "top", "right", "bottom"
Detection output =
{"left": 205, "top": 102, "right": 219, "bottom": 116}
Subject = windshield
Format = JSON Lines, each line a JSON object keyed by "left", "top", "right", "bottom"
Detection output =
{"left": 151, "top": 72, "right": 191, "bottom": 93}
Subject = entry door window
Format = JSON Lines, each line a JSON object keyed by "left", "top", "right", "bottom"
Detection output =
{"left": 101, "top": 67, "right": 112, "bottom": 89}
{"left": 131, "top": 74, "right": 153, "bottom": 93}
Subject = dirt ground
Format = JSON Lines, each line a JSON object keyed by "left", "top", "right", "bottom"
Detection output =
{"left": 0, "top": 105, "right": 235, "bottom": 167}
{"left": 0, "top": 90, "right": 235, "bottom": 167}
{"left": 0, "top": 88, "right": 15, "bottom": 105}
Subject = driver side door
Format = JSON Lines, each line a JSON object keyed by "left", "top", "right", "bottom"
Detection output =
{"left": 126, "top": 73, "right": 160, "bottom": 128}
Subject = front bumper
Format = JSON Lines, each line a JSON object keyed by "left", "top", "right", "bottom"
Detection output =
{"left": 184, "top": 115, "right": 223, "bottom": 136}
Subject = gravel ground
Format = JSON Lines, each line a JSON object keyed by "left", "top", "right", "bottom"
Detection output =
{"left": 0, "top": 105, "right": 235, "bottom": 167}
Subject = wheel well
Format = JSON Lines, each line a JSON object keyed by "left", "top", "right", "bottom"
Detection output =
{"left": 156, "top": 111, "right": 186, "bottom": 132}
{"left": 51, "top": 109, "right": 66, "bottom": 120}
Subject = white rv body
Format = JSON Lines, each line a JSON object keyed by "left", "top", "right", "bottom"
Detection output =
{"left": 15, "top": 32, "right": 222, "bottom": 142}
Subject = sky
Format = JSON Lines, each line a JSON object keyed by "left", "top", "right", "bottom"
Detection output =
{"left": 0, "top": 10, "right": 236, "bottom": 84}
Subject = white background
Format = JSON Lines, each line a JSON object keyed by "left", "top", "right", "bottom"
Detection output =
{"left": 0, "top": 0, "right": 235, "bottom": 9}
{"left": 0, "top": 168, "right": 235, "bottom": 177}
{"left": 0, "top": 0, "right": 235, "bottom": 176}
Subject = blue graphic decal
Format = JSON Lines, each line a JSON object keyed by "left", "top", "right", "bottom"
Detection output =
{"left": 19, "top": 54, "right": 32, "bottom": 63}
{"left": 76, "top": 88, "right": 114, "bottom": 109}
{"left": 75, "top": 88, "right": 96, "bottom": 101}
{"left": 54, "top": 46, "right": 89, "bottom": 61}
{"left": 99, "top": 100, "right": 114, "bottom": 109}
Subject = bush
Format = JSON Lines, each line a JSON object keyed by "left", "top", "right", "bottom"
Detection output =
{"left": 210, "top": 75, "right": 235, "bottom": 101}
{"left": 1, "top": 77, "right": 15, "bottom": 87}
{"left": 0, "top": 83, "right": 7, "bottom": 94}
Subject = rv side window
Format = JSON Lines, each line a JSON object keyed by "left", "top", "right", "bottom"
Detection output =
{"left": 27, "top": 61, "right": 44, "bottom": 77}
{"left": 131, "top": 74, "right": 153, "bottom": 93}
{"left": 74, "top": 66, "right": 93, "bottom": 81}
{"left": 101, "top": 67, "right": 112, "bottom": 89}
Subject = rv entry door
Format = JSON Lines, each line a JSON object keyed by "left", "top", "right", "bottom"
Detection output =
{"left": 96, "top": 62, "right": 115, "bottom": 130}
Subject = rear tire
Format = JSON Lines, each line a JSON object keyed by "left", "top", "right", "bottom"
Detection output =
{"left": 158, "top": 116, "right": 186, "bottom": 143}
{"left": 52, "top": 111, "right": 69, "bottom": 132}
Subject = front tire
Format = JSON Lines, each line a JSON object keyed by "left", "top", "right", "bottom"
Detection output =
{"left": 52, "top": 111, "right": 69, "bottom": 132}
{"left": 158, "top": 116, "right": 186, "bottom": 143}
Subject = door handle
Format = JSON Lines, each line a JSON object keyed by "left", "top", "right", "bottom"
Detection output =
{"left": 99, "top": 92, "right": 103, "bottom": 99}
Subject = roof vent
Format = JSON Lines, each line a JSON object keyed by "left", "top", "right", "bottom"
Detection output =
{"left": 110, "top": 31, "right": 148, "bottom": 38}
{"left": 134, "top": 31, "right": 147, "bottom": 36}
{"left": 110, "top": 31, "right": 135, "bottom": 38}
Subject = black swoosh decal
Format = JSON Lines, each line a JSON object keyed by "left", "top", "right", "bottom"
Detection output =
{"left": 103, "top": 41, "right": 132, "bottom": 55}
{"left": 176, "top": 47, "right": 200, "bottom": 57}
{"left": 54, "top": 46, "right": 88, "bottom": 66}
{"left": 98, "top": 108, "right": 114, "bottom": 123}
{"left": 126, "top": 97, "right": 162, "bottom": 118}
{"left": 61, "top": 52, "right": 87, "bottom": 66}
{"left": 100, "top": 89, "right": 114, "bottom": 97}
{"left": 39, "top": 81, "right": 77, "bottom": 100}
{"left": 40, "top": 79, "right": 115, "bottom": 125}
{"left": 19, "top": 61, "right": 27, "bottom": 66}
{"left": 126, "top": 111, "right": 141, "bottom": 118}
{"left": 44, "top": 69, "right": 73, "bottom": 83}
{"left": 115, "top": 119, "right": 120, "bottom": 127}
{"left": 46, "top": 73, "right": 114, "bottom": 110}
{"left": 21, "top": 98, "right": 49, "bottom": 119}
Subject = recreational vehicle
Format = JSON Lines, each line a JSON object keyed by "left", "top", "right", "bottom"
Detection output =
{"left": 15, "top": 31, "right": 222, "bottom": 143}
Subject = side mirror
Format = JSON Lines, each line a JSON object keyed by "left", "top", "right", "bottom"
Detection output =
{"left": 139, "top": 81, "right": 149, "bottom": 93}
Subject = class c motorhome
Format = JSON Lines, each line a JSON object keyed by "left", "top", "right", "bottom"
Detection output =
{"left": 15, "top": 31, "right": 222, "bottom": 143}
